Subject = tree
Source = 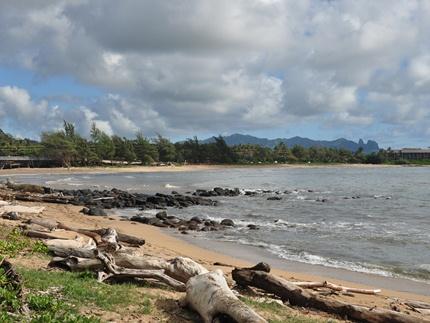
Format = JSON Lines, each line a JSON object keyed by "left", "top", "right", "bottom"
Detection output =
{"left": 112, "top": 135, "right": 136, "bottom": 163}
{"left": 155, "top": 135, "right": 176, "bottom": 162}
{"left": 41, "top": 131, "right": 76, "bottom": 167}
{"left": 273, "top": 142, "right": 289, "bottom": 162}
{"left": 291, "top": 145, "right": 308, "bottom": 162}
{"left": 134, "top": 132, "right": 158, "bottom": 164}
{"left": 90, "top": 123, "right": 115, "bottom": 161}
{"left": 211, "top": 136, "right": 237, "bottom": 163}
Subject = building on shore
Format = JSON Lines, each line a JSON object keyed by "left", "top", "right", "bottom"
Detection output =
{"left": 392, "top": 148, "right": 430, "bottom": 160}
{"left": 0, "top": 156, "right": 59, "bottom": 168}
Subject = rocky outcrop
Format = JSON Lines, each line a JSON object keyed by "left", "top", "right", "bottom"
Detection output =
{"left": 130, "top": 213, "right": 237, "bottom": 234}
{"left": 52, "top": 188, "right": 217, "bottom": 210}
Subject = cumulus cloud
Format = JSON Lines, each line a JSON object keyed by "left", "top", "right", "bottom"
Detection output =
{"left": 0, "top": 0, "right": 429, "bottom": 145}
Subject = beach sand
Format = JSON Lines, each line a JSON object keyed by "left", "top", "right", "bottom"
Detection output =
{"left": 2, "top": 199, "right": 429, "bottom": 314}
{"left": 0, "top": 163, "right": 403, "bottom": 177}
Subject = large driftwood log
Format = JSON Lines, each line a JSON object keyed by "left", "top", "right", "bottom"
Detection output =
{"left": 43, "top": 237, "right": 97, "bottom": 254}
{"left": 183, "top": 270, "right": 267, "bottom": 323}
{"left": 50, "top": 252, "right": 208, "bottom": 283}
{"left": 27, "top": 219, "right": 145, "bottom": 246}
{"left": 232, "top": 268, "right": 424, "bottom": 323}
{"left": 95, "top": 251, "right": 186, "bottom": 292}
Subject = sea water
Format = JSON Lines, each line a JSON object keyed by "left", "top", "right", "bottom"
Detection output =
{"left": 5, "top": 166, "right": 430, "bottom": 284}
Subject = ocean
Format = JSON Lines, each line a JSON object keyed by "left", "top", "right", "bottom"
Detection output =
{"left": 4, "top": 166, "right": 430, "bottom": 286}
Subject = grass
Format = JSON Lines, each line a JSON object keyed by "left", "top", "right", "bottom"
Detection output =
{"left": 0, "top": 268, "right": 100, "bottom": 322}
{"left": 19, "top": 269, "right": 139, "bottom": 312}
{"left": 0, "top": 227, "right": 49, "bottom": 259}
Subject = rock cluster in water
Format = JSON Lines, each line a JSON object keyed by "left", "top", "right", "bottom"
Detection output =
{"left": 54, "top": 188, "right": 217, "bottom": 210}
{"left": 192, "top": 187, "right": 241, "bottom": 197}
{"left": 130, "top": 211, "right": 242, "bottom": 234}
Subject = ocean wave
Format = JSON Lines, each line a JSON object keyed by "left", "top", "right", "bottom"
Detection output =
{"left": 165, "top": 184, "right": 179, "bottom": 188}
{"left": 216, "top": 238, "right": 429, "bottom": 281}
{"left": 45, "top": 177, "right": 74, "bottom": 184}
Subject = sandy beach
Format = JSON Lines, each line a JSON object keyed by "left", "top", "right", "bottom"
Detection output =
{"left": 2, "top": 199, "right": 429, "bottom": 313}
{"left": 0, "top": 163, "right": 403, "bottom": 176}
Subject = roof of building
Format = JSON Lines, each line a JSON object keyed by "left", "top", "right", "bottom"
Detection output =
{"left": 400, "top": 148, "right": 430, "bottom": 153}
{"left": 0, "top": 156, "right": 51, "bottom": 161}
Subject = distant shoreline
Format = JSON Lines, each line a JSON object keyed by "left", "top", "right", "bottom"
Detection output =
{"left": 0, "top": 163, "right": 410, "bottom": 176}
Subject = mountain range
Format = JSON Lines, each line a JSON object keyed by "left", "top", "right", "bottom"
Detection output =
{"left": 201, "top": 134, "right": 379, "bottom": 154}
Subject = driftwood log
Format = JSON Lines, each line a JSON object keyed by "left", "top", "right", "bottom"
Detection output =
{"left": 232, "top": 268, "right": 425, "bottom": 323}
{"left": 183, "top": 270, "right": 267, "bottom": 323}
{"left": 292, "top": 281, "right": 381, "bottom": 295}
{"left": 25, "top": 219, "right": 145, "bottom": 246}
{"left": 95, "top": 251, "right": 186, "bottom": 292}
{"left": 49, "top": 252, "right": 208, "bottom": 283}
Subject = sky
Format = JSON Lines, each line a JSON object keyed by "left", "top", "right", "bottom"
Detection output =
{"left": 0, "top": 0, "right": 429, "bottom": 148}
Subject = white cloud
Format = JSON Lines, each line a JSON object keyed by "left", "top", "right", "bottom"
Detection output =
{"left": 0, "top": 0, "right": 429, "bottom": 145}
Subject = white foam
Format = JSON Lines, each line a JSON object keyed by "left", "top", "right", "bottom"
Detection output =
{"left": 165, "top": 184, "right": 179, "bottom": 188}
{"left": 45, "top": 177, "right": 74, "bottom": 184}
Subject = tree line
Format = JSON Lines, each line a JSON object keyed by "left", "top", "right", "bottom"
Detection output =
{"left": 0, "top": 122, "right": 406, "bottom": 167}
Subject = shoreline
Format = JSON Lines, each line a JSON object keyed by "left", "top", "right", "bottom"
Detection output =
{"left": 11, "top": 201, "right": 430, "bottom": 305}
{"left": 0, "top": 162, "right": 407, "bottom": 176}
{"left": 170, "top": 230, "right": 430, "bottom": 296}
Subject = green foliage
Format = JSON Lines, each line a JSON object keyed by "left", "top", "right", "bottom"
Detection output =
{"left": 0, "top": 129, "right": 41, "bottom": 156}
{"left": 0, "top": 286, "right": 100, "bottom": 323}
{"left": 27, "top": 294, "right": 62, "bottom": 312}
{"left": 112, "top": 135, "right": 136, "bottom": 163}
{"left": 1, "top": 122, "right": 426, "bottom": 166}
{"left": 0, "top": 228, "right": 49, "bottom": 258}
{"left": 155, "top": 135, "right": 176, "bottom": 162}
{"left": 134, "top": 132, "right": 159, "bottom": 164}
{"left": 0, "top": 285, "right": 20, "bottom": 312}
{"left": 19, "top": 269, "right": 137, "bottom": 311}
{"left": 90, "top": 123, "right": 115, "bottom": 161}
{"left": 41, "top": 131, "right": 77, "bottom": 167}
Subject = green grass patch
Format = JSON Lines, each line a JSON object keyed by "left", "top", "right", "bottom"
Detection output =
{"left": 0, "top": 228, "right": 49, "bottom": 259}
{"left": 19, "top": 269, "right": 139, "bottom": 311}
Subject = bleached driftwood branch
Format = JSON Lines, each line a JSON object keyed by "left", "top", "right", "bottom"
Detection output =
{"left": 183, "top": 270, "right": 267, "bottom": 323}
{"left": 95, "top": 251, "right": 186, "bottom": 292}
{"left": 50, "top": 253, "right": 208, "bottom": 283}
{"left": 292, "top": 281, "right": 381, "bottom": 295}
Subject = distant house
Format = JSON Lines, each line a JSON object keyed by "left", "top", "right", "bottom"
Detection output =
{"left": 393, "top": 148, "right": 430, "bottom": 160}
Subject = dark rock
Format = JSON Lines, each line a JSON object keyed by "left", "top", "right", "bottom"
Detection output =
{"left": 131, "top": 215, "right": 149, "bottom": 224}
{"left": 190, "top": 216, "right": 202, "bottom": 224}
{"left": 155, "top": 211, "right": 168, "bottom": 220}
{"left": 247, "top": 224, "right": 259, "bottom": 230}
{"left": 188, "top": 222, "right": 199, "bottom": 231}
{"left": 267, "top": 196, "right": 282, "bottom": 201}
{"left": 180, "top": 230, "right": 189, "bottom": 235}
{"left": 171, "top": 191, "right": 179, "bottom": 195}
{"left": 85, "top": 207, "right": 107, "bottom": 216}
{"left": 221, "top": 219, "right": 235, "bottom": 227}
